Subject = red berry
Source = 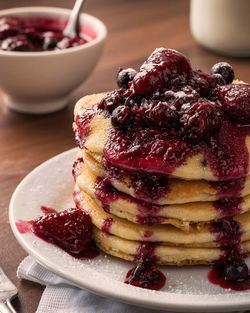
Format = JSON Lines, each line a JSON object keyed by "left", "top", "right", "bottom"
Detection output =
{"left": 132, "top": 100, "right": 178, "bottom": 129}
{"left": 132, "top": 48, "right": 192, "bottom": 95}
{"left": 216, "top": 84, "right": 250, "bottom": 125}
{"left": 32, "top": 208, "right": 93, "bottom": 255}
{"left": 180, "top": 101, "right": 222, "bottom": 143}
{"left": 99, "top": 90, "right": 124, "bottom": 112}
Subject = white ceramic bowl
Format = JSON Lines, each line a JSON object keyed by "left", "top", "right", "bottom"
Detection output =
{"left": 0, "top": 7, "right": 107, "bottom": 114}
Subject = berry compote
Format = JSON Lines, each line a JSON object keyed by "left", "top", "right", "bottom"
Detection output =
{"left": 0, "top": 17, "right": 91, "bottom": 52}
{"left": 125, "top": 242, "right": 166, "bottom": 290}
{"left": 75, "top": 48, "right": 250, "bottom": 181}
{"left": 32, "top": 207, "right": 99, "bottom": 258}
{"left": 16, "top": 206, "right": 99, "bottom": 259}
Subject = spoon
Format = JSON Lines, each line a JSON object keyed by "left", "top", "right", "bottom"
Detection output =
{"left": 63, "top": 0, "right": 86, "bottom": 38}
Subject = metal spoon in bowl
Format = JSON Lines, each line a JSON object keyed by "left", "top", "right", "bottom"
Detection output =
{"left": 63, "top": 0, "right": 86, "bottom": 38}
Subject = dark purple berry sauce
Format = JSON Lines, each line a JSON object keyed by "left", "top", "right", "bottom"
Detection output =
{"left": 208, "top": 217, "right": 250, "bottom": 290}
{"left": 214, "top": 198, "right": 242, "bottom": 219}
{"left": 94, "top": 177, "right": 119, "bottom": 213}
{"left": 210, "top": 217, "right": 242, "bottom": 247}
{"left": 125, "top": 242, "right": 166, "bottom": 290}
{"left": 208, "top": 265, "right": 250, "bottom": 291}
{"left": 94, "top": 176, "right": 166, "bottom": 225}
{"left": 75, "top": 48, "right": 250, "bottom": 181}
{"left": 75, "top": 105, "right": 108, "bottom": 148}
{"left": 72, "top": 157, "right": 84, "bottom": 181}
{"left": 16, "top": 206, "right": 99, "bottom": 259}
{"left": 125, "top": 258, "right": 166, "bottom": 290}
{"left": 101, "top": 217, "right": 113, "bottom": 235}
{"left": 103, "top": 159, "right": 170, "bottom": 204}
{"left": 0, "top": 16, "right": 93, "bottom": 52}
{"left": 32, "top": 207, "right": 99, "bottom": 259}
{"left": 211, "top": 177, "right": 246, "bottom": 198}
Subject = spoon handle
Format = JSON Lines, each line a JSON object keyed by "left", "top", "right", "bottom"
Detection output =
{"left": 64, "top": 0, "right": 86, "bottom": 37}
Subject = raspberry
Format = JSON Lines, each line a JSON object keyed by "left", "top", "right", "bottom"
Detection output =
{"left": 132, "top": 48, "right": 192, "bottom": 95}
{"left": 216, "top": 84, "right": 250, "bottom": 125}
{"left": 33, "top": 208, "right": 93, "bottom": 255}
{"left": 180, "top": 101, "right": 222, "bottom": 143}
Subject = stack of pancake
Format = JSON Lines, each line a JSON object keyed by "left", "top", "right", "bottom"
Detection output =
{"left": 73, "top": 93, "right": 250, "bottom": 266}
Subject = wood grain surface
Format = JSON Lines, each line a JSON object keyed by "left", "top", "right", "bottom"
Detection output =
{"left": 0, "top": 0, "right": 250, "bottom": 312}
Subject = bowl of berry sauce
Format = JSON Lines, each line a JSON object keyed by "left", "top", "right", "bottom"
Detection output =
{"left": 0, "top": 7, "right": 107, "bottom": 114}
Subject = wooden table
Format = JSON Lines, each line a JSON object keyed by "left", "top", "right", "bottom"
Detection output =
{"left": 1, "top": 0, "right": 250, "bottom": 312}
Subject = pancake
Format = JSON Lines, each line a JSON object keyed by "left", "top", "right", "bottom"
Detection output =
{"left": 73, "top": 88, "right": 250, "bottom": 182}
{"left": 74, "top": 187, "right": 250, "bottom": 247}
{"left": 83, "top": 149, "right": 250, "bottom": 204}
{"left": 72, "top": 47, "right": 250, "bottom": 274}
{"left": 94, "top": 228, "right": 250, "bottom": 265}
{"left": 75, "top": 158, "right": 250, "bottom": 228}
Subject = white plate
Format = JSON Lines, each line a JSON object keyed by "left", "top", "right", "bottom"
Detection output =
{"left": 9, "top": 148, "right": 250, "bottom": 312}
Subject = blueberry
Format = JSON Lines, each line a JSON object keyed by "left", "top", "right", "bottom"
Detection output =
{"left": 211, "top": 62, "right": 235, "bottom": 84}
{"left": 223, "top": 261, "right": 249, "bottom": 281}
{"left": 117, "top": 68, "right": 137, "bottom": 88}
{"left": 111, "top": 105, "right": 131, "bottom": 129}
{"left": 211, "top": 73, "right": 226, "bottom": 87}
{"left": 180, "top": 101, "right": 222, "bottom": 143}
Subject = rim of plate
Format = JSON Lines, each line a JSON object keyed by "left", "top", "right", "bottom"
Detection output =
{"left": 8, "top": 148, "right": 250, "bottom": 312}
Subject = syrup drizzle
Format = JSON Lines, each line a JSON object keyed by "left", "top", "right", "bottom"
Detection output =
{"left": 103, "top": 158, "right": 170, "bottom": 204}
{"left": 211, "top": 176, "right": 246, "bottom": 198}
{"left": 214, "top": 198, "right": 242, "bottom": 219}
{"left": 125, "top": 242, "right": 166, "bottom": 290}
{"left": 72, "top": 157, "right": 84, "bottom": 181}
{"left": 101, "top": 217, "right": 113, "bottom": 235}
{"left": 208, "top": 267, "right": 250, "bottom": 291}
{"left": 210, "top": 217, "right": 242, "bottom": 247}
{"left": 94, "top": 176, "right": 165, "bottom": 225}
{"left": 74, "top": 105, "right": 108, "bottom": 148}
{"left": 208, "top": 218, "right": 250, "bottom": 290}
